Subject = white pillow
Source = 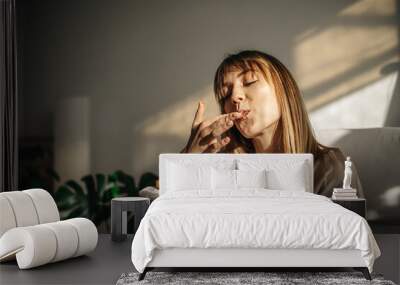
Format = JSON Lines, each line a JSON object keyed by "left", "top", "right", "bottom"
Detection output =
{"left": 211, "top": 168, "right": 268, "bottom": 190}
{"left": 167, "top": 162, "right": 212, "bottom": 191}
{"left": 266, "top": 162, "right": 307, "bottom": 191}
{"left": 237, "top": 159, "right": 308, "bottom": 191}
{"left": 212, "top": 168, "right": 237, "bottom": 190}
{"left": 236, "top": 169, "right": 268, "bottom": 189}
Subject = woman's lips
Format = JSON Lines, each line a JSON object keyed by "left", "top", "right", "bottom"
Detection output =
{"left": 235, "top": 110, "right": 251, "bottom": 130}
{"left": 238, "top": 109, "right": 251, "bottom": 120}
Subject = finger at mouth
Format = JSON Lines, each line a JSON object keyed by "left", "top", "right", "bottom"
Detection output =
{"left": 238, "top": 110, "right": 250, "bottom": 118}
{"left": 229, "top": 112, "right": 243, "bottom": 120}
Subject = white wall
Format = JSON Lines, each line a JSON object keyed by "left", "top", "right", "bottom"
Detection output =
{"left": 18, "top": 0, "right": 399, "bottom": 182}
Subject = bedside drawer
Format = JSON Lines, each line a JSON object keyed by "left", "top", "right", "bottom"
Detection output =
{"left": 331, "top": 199, "right": 366, "bottom": 218}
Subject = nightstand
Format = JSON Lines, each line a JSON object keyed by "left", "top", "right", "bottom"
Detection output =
{"left": 111, "top": 197, "right": 150, "bottom": 242}
{"left": 331, "top": 198, "right": 366, "bottom": 218}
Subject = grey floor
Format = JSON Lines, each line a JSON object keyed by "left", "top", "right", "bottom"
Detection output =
{"left": 1, "top": 233, "right": 398, "bottom": 285}
{"left": 0, "top": 234, "right": 135, "bottom": 285}
{"left": 0, "top": 235, "right": 363, "bottom": 285}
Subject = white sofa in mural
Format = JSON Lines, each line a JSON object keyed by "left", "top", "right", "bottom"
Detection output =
{"left": 0, "top": 189, "right": 98, "bottom": 269}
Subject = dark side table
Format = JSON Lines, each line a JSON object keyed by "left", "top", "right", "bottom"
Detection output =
{"left": 111, "top": 197, "right": 150, "bottom": 242}
{"left": 331, "top": 198, "right": 366, "bottom": 218}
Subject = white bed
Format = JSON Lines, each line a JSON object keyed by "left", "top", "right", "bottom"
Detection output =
{"left": 131, "top": 154, "right": 380, "bottom": 280}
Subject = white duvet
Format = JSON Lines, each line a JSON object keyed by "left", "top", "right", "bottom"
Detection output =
{"left": 131, "top": 189, "right": 380, "bottom": 273}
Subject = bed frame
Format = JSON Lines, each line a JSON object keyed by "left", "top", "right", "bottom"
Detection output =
{"left": 138, "top": 154, "right": 372, "bottom": 281}
{"left": 139, "top": 248, "right": 371, "bottom": 280}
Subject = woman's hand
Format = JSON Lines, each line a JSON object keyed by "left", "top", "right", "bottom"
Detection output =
{"left": 182, "top": 101, "right": 243, "bottom": 153}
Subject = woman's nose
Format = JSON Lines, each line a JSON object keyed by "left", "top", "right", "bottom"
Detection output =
{"left": 231, "top": 86, "right": 245, "bottom": 105}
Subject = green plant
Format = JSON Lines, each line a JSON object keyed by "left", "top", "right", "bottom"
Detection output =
{"left": 138, "top": 172, "right": 159, "bottom": 189}
{"left": 54, "top": 170, "right": 138, "bottom": 227}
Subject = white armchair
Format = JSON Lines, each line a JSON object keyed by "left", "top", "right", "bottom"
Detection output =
{"left": 0, "top": 189, "right": 98, "bottom": 269}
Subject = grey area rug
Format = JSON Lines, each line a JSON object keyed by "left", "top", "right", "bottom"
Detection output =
{"left": 116, "top": 271, "right": 396, "bottom": 285}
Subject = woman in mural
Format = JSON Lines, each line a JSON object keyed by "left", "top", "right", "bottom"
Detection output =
{"left": 181, "top": 50, "right": 363, "bottom": 197}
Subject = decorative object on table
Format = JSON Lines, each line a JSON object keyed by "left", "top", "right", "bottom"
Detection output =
{"left": 332, "top": 188, "right": 358, "bottom": 199}
{"left": 116, "top": 271, "right": 394, "bottom": 285}
{"left": 343, "top": 156, "right": 353, "bottom": 189}
{"left": 139, "top": 186, "right": 159, "bottom": 201}
{"left": 111, "top": 197, "right": 150, "bottom": 242}
{"left": 332, "top": 156, "right": 358, "bottom": 200}
{"left": 331, "top": 198, "right": 367, "bottom": 218}
{"left": 0, "top": 189, "right": 98, "bottom": 269}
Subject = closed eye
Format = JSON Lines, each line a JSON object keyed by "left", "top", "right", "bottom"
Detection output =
{"left": 244, "top": 80, "right": 258, "bottom": 86}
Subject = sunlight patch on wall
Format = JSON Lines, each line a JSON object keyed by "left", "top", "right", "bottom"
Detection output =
{"left": 314, "top": 129, "right": 352, "bottom": 146}
{"left": 380, "top": 186, "right": 400, "bottom": 208}
{"left": 310, "top": 72, "right": 398, "bottom": 129}
{"left": 135, "top": 86, "right": 219, "bottom": 138}
{"left": 340, "top": 0, "right": 395, "bottom": 16}
{"left": 131, "top": 86, "right": 219, "bottom": 176}
{"left": 293, "top": 0, "right": 398, "bottom": 113}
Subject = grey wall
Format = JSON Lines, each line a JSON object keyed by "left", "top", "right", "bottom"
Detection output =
{"left": 18, "top": 0, "right": 399, "bottom": 183}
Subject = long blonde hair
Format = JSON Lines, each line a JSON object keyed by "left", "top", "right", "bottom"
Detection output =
{"left": 213, "top": 50, "right": 331, "bottom": 158}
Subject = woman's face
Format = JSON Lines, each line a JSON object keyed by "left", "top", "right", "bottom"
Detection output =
{"left": 221, "top": 68, "right": 281, "bottom": 138}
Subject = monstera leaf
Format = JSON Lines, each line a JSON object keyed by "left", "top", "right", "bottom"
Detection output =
{"left": 138, "top": 172, "right": 158, "bottom": 189}
{"left": 54, "top": 170, "right": 138, "bottom": 226}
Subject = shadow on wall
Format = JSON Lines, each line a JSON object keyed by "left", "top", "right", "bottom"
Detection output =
{"left": 316, "top": 128, "right": 400, "bottom": 224}
{"left": 383, "top": 61, "right": 400, "bottom": 126}
{"left": 297, "top": 0, "right": 399, "bottom": 111}
{"left": 18, "top": 0, "right": 399, "bottom": 201}
{"left": 316, "top": 58, "right": 400, "bottom": 225}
